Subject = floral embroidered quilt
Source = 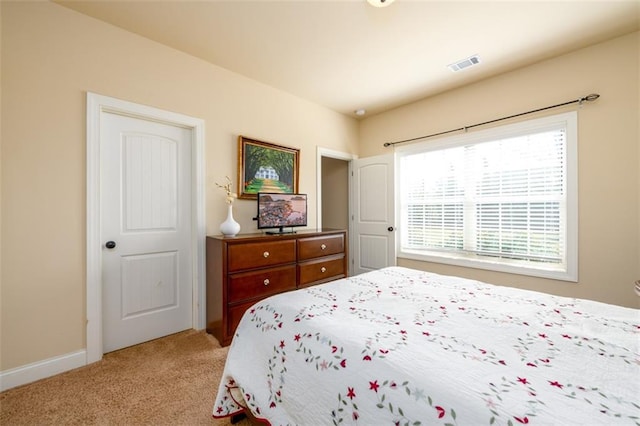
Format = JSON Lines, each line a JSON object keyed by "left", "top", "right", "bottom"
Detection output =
{"left": 213, "top": 267, "right": 640, "bottom": 425}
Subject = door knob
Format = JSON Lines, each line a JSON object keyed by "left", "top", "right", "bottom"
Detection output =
{"left": 387, "top": 227, "right": 394, "bottom": 232}
{"left": 105, "top": 241, "right": 116, "bottom": 249}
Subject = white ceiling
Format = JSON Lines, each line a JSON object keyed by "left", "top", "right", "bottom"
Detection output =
{"left": 56, "top": 0, "right": 639, "bottom": 118}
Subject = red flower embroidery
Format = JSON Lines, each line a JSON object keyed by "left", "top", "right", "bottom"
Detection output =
{"left": 270, "top": 402, "right": 276, "bottom": 408}
{"left": 549, "top": 380, "right": 563, "bottom": 389}
{"left": 515, "top": 416, "right": 529, "bottom": 424}
{"left": 340, "top": 359, "right": 347, "bottom": 368}
{"left": 423, "top": 331, "right": 431, "bottom": 336}
{"left": 294, "top": 334, "right": 301, "bottom": 341}
{"left": 517, "top": 377, "right": 529, "bottom": 385}
{"left": 332, "top": 345, "right": 338, "bottom": 353}
{"left": 352, "top": 412, "right": 359, "bottom": 420}
{"left": 435, "top": 406, "right": 446, "bottom": 419}
{"left": 347, "top": 387, "right": 356, "bottom": 399}
{"left": 538, "top": 333, "right": 547, "bottom": 338}
{"left": 369, "top": 380, "right": 379, "bottom": 392}
{"left": 499, "top": 360, "right": 506, "bottom": 365}
{"left": 279, "top": 340, "right": 285, "bottom": 349}
{"left": 526, "top": 362, "right": 537, "bottom": 367}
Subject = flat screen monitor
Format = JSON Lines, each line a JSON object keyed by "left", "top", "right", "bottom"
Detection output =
{"left": 257, "top": 193, "right": 307, "bottom": 234}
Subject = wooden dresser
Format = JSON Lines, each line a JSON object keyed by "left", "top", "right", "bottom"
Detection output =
{"left": 206, "top": 229, "right": 347, "bottom": 346}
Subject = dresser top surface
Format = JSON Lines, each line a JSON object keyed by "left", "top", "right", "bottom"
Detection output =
{"left": 207, "top": 228, "right": 346, "bottom": 243}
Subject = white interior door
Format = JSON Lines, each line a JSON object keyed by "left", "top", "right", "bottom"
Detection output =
{"left": 351, "top": 154, "right": 396, "bottom": 275}
{"left": 101, "top": 112, "right": 193, "bottom": 353}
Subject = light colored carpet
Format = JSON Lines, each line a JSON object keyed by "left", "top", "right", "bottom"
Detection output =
{"left": 0, "top": 330, "right": 249, "bottom": 425}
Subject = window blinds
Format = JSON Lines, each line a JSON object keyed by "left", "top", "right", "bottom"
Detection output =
{"left": 400, "top": 126, "right": 567, "bottom": 268}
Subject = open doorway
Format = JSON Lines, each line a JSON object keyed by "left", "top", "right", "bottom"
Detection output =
{"left": 321, "top": 156, "right": 349, "bottom": 229}
{"left": 317, "top": 148, "right": 356, "bottom": 274}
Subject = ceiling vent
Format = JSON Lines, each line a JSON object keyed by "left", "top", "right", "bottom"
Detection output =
{"left": 448, "top": 55, "right": 481, "bottom": 72}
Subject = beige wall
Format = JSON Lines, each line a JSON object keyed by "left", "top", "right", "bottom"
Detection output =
{"left": 360, "top": 32, "right": 639, "bottom": 309}
{"left": 1, "top": 0, "right": 638, "bottom": 378}
{"left": 0, "top": 2, "right": 358, "bottom": 371}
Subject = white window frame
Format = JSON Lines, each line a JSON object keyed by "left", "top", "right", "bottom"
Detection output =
{"left": 396, "top": 112, "right": 578, "bottom": 282}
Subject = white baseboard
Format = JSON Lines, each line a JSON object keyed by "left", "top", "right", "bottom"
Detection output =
{"left": 0, "top": 350, "right": 87, "bottom": 392}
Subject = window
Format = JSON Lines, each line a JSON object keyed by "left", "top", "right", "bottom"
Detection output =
{"left": 397, "top": 112, "right": 577, "bottom": 281}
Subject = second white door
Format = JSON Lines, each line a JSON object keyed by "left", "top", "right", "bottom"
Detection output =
{"left": 101, "top": 111, "right": 193, "bottom": 353}
{"left": 351, "top": 154, "right": 396, "bottom": 275}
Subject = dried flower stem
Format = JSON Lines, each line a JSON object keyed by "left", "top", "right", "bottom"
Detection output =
{"left": 215, "top": 176, "right": 237, "bottom": 204}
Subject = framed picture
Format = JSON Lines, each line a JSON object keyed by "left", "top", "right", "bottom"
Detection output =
{"left": 237, "top": 136, "right": 300, "bottom": 199}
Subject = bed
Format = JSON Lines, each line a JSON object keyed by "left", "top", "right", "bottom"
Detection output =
{"left": 213, "top": 266, "right": 640, "bottom": 425}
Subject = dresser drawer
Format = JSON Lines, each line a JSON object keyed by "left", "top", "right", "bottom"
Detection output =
{"left": 228, "top": 240, "right": 296, "bottom": 272}
{"left": 298, "top": 234, "right": 345, "bottom": 261}
{"left": 298, "top": 255, "right": 346, "bottom": 287}
{"left": 228, "top": 265, "right": 296, "bottom": 303}
{"left": 227, "top": 299, "right": 257, "bottom": 338}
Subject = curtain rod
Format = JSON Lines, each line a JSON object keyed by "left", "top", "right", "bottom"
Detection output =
{"left": 383, "top": 93, "right": 600, "bottom": 148}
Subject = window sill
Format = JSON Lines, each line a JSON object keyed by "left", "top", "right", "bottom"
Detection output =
{"left": 398, "top": 249, "right": 577, "bottom": 282}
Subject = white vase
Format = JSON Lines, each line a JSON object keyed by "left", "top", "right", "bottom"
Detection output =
{"left": 220, "top": 204, "right": 241, "bottom": 237}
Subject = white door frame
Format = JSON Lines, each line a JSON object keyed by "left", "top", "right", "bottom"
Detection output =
{"left": 316, "top": 147, "right": 357, "bottom": 275}
{"left": 86, "top": 92, "right": 205, "bottom": 364}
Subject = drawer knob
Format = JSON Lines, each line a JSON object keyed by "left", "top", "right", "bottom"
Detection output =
{"left": 264, "top": 279, "right": 270, "bottom": 286}
{"left": 263, "top": 251, "right": 270, "bottom": 258}
{"left": 320, "top": 244, "right": 327, "bottom": 250}
{"left": 321, "top": 266, "right": 327, "bottom": 273}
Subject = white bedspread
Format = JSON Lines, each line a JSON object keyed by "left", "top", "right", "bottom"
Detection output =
{"left": 213, "top": 267, "right": 640, "bottom": 425}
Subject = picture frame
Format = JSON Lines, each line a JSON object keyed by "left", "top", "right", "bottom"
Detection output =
{"left": 237, "top": 136, "right": 300, "bottom": 200}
